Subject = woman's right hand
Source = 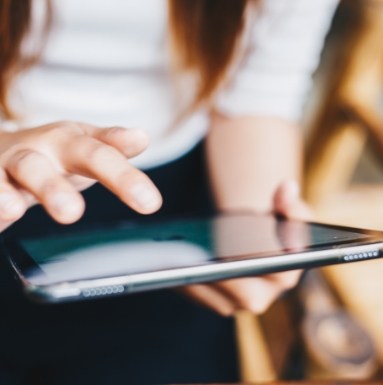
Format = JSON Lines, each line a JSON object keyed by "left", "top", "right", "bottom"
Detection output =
{"left": 0, "top": 121, "right": 162, "bottom": 232}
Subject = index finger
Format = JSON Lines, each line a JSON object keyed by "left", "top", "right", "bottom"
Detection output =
{"left": 63, "top": 136, "right": 162, "bottom": 214}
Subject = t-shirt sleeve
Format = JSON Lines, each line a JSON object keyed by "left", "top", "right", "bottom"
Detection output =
{"left": 214, "top": 0, "right": 340, "bottom": 122}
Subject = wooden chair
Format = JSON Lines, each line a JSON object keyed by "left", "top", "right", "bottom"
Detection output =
{"left": 236, "top": 0, "right": 383, "bottom": 381}
{"left": 304, "top": 0, "right": 383, "bottom": 372}
{"left": 235, "top": 297, "right": 296, "bottom": 382}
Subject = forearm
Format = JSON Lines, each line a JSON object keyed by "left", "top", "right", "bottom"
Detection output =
{"left": 206, "top": 112, "right": 304, "bottom": 213}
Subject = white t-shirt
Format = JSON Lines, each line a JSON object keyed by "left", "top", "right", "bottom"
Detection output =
{"left": 6, "top": 0, "right": 339, "bottom": 169}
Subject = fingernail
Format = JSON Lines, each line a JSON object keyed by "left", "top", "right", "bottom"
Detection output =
{"left": 129, "top": 127, "right": 148, "bottom": 138}
{"left": 130, "top": 184, "right": 160, "bottom": 211}
{"left": 0, "top": 193, "right": 24, "bottom": 218}
{"left": 49, "top": 193, "right": 82, "bottom": 216}
{"left": 126, "top": 130, "right": 150, "bottom": 152}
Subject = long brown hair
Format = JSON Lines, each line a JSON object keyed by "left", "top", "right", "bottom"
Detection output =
{"left": 0, "top": 0, "right": 247, "bottom": 119}
{"left": 168, "top": 0, "right": 247, "bottom": 108}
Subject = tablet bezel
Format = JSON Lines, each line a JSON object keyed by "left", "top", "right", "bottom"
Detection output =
{"left": 3, "top": 214, "right": 383, "bottom": 303}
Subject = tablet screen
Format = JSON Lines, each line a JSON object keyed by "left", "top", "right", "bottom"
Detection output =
{"left": 14, "top": 214, "right": 371, "bottom": 285}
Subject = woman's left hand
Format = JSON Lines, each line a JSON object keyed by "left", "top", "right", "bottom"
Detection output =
{"left": 181, "top": 180, "right": 312, "bottom": 316}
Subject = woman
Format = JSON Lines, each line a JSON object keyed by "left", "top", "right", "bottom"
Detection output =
{"left": 0, "top": 0, "right": 338, "bottom": 384}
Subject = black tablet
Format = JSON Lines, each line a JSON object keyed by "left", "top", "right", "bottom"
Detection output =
{"left": 2, "top": 213, "right": 383, "bottom": 303}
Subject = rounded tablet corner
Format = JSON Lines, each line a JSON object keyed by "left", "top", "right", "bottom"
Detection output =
{"left": 23, "top": 287, "right": 56, "bottom": 304}
{"left": 25, "top": 284, "right": 82, "bottom": 304}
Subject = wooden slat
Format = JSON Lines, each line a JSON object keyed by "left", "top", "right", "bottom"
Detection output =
{"left": 312, "top": 185, "right": 383, "bottom": 365}
{"left": 305, "top": 0, "right": 383, "bottom": 202}
{"left": 235, "top": 311, "right": 277, "bottom": 382}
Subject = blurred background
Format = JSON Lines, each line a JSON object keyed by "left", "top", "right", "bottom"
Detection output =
{"left": 237, "top": 0, "right": 383, "bottom": 382}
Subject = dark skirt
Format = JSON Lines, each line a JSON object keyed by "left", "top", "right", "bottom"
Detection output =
{"left": 0, "top": 142, "right": 239, "bottom": 385}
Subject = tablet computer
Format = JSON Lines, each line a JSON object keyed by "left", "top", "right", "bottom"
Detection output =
{"left": 2, "top": 212, "right": 383, "bottom": 303}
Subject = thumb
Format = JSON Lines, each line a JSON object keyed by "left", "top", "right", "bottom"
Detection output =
{"left": 273, "top": 180, "right": 312, "bottom": 221}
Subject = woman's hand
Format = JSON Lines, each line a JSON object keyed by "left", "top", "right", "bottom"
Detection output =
{"left": 0, "top": 121, "right": 162, "bottom": 232}
{"left": 181, "top": 180, "right": 312, "bottom": 316}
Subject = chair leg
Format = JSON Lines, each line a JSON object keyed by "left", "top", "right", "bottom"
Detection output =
{"left": 234, "top": 310, "right": 277, "bottom": 382}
